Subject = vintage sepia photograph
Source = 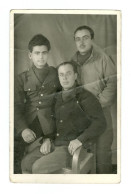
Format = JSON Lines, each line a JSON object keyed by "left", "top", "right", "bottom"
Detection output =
{"left": 10, "top": 9, "right": 121, "bottom": 183}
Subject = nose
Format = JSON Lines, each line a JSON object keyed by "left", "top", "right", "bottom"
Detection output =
{"left": 63, "top": 75, "right": 68, "bottom": 80}
{"left": 40, "top": 53, "right": 43, "bottom": 59}
{"left": 80, "top": 37, "right": 84, "bottom": 44}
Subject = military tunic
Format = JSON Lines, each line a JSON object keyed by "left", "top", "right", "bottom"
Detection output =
{"left": 54, "top": 86, "right": 106, "bottom": 147}
{"left": 14, "top": 64, "right": 61, "bottom": 138}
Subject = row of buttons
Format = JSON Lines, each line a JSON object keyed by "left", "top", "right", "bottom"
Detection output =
{"left": 27, "top": 83, "right": 56, "bottom": 91}
{"left": 27, "top": 84, "right": 45, "bottom": 111}
{"left": 37, "top": 100, "right": 42, "bottom": 110}
{"left": 37, "top": 88, "right": 44, "bottom": 110}
{"left": 56, "top": 120, "right": 64, "bottom": 136}
{"left": 27, "top": 85, "right": 45, "bottom": 91}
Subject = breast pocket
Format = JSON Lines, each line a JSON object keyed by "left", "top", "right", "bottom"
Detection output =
{"left": 24, "top": 81, "right": 37, "bottom": 92}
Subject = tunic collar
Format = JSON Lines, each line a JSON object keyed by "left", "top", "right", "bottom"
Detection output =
{"left": 57, "top": 85, "right": 83, "bottom": 103}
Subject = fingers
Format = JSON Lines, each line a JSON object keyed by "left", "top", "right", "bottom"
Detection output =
{"left": 68, "top": 139, "right": 82, "bottom": 155}
{"left": 24, "top": 133, "right": 36, "bottom": 143}
{"left": 40, "top": 140, "right": 51, "bottom": 155}
{"left": 22, "top": 128, "right": 36, "bottom": 143}
{"left": 40, "top": 145, "right": 51, "bottom": 155}
{"left": 23, "top": 135, "right": 35, "bottom": 143}
{"left": 32, "top": 131, "right": 36, "bottom": 139}
{"left": 68, "top": 143, "right": 74, "bottom": 156}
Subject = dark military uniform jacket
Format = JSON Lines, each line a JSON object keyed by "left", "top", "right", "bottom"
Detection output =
{"left": 14, "top": 64, "right": 60, "bottom": 137}
{"left": 54, "top": 86, "right": 106, "bottom": 148}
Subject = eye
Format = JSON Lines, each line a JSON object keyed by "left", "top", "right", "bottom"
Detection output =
{"left": 67, "top": 72, "right": 72, "bottom": 76}
{"left": 75, "top": 37, "right": 80, "bottom": 42}
{"left": 59, "top": 74, "right": 63, "bottom": 77}
{"left": 35, "top": 52, "right": 39, "bottom": 55}
{"left": 83, "top": 35, "right": 90, "bottom": 40}
{"left": 43, "top": 51, "right": 48, "bottom": 55}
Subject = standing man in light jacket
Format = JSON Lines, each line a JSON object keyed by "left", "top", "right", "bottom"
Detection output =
{"left": 72, "top": 25, "right": 117, "bottom": 174}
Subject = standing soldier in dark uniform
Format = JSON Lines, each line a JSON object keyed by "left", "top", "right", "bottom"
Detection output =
{"left": 21, "top": 61, "right": 106, "bottom": 174}
{"left": 14, "top": 34, "right": 60, "bottom": 173}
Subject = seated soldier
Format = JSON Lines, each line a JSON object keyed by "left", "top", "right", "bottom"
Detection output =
{"left": 21, "top": 61, "right": 106, "bottom": 174}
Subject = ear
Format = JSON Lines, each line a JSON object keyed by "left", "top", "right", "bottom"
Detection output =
{"left": 28, "top": 52, "right": 32, "bottom": 59}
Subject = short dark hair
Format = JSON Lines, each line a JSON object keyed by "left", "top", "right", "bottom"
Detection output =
{"left": 74, "top": 25, "right": 94, "bottom": 39}
{"left": 28, "top": 34, "right": 51, "bottom": 52}
{"left": 57, "top": 61, "right": 78, "bottom": 73}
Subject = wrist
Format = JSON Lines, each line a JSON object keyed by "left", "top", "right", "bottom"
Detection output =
{"left": 43, "top": 138, "right": 51, "bottom": 143}
{"left": 76, "top": 139, "right": 82, "bottom": 145}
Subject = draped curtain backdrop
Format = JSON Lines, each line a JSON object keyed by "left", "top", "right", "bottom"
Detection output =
{"left": 14, "top": 13, "right": 117, "bottom": 164}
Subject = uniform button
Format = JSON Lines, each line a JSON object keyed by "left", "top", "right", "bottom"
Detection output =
{"left": 40, "top": 94, "right": 43, "bottom": 96}
{"left": 54, "top": 84, "right": 56, "bottom": 87}
{"left": 39, "top": 101, "right": 42, "bottom": 104}
{"left": 77, "top": 101, "right": 79, "bottom": 103}
{"left": 42, "top": 85, "right": 44, "bottom": 88}
{"left": 28, "top": 88, "right": 31, "bottom": 91}
{"left": 56, "top": 133, "right": 59, "bottom": 136}
{"left": 60, "top": 120, "right": 63, "bottom": 123}
{"left": 36, "top": 107, "right": 39, "bottom": 111}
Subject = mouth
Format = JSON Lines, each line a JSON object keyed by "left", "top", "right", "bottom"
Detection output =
{"left": 38, "top": 60, "right": 44, "bottom": 63}
{"left": 80, "top": 45, "right": 86, "bottom": 49}
{"left": 62, "top": 82, "right": 69, "bottom": 85}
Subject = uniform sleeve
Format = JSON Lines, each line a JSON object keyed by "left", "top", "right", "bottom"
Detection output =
{"left": 77, "top": 92, "right": 106, "bottom": 144}
{"left": 14, "top": 74, "right": 28, "bottom": 135}
{"left": 97, "top": 54, "right": 117, "bottom": 108}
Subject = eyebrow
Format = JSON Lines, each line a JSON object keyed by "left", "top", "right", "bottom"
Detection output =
{"left": 59, "top": 71, "right": 72, "bottom": 74}
{"left": 34, "top": 51, "right": 48, "bottom": 53}
{"left": 75, "top": 35, "right": 90, "bottom": 38}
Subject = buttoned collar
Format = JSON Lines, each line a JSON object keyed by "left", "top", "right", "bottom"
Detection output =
{"left": 56, "top": 85, "right": 83, "bottom": 103}
{"left": 32, "top": 63, "right": 49, "bottom": 70}
{"left": 27, "top": 64, "right": 58, "bottom": 86}
{"left": 73, "top": 45, "right": 100, "bottom": 65}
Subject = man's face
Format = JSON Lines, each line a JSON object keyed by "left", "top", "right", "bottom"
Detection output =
{"left": 74, "top": 29, "right": 93, "bottom": 55}
{"left": 58, "top": 64, "right": 77, "bottom": 90}
{"left": 29, "top": 45, "right": 49, "bottom": 69}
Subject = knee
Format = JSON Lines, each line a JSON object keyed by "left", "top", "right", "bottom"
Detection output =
{"left": 21, "top": 153, "right": 35, "bottom": 173}
{"left": 32, "top": 160, "right": 42, "bottom": 174}
{"left": 32, "top": 160, "right": 51, "bottom": 174}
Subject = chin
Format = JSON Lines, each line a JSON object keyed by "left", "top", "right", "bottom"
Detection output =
{"left": 79, "top": 48, "right": 90, "bottom": 53}
{"left": 63, "top": 86, "right": 69, "bottom": 90}
{"left": 37, "top": 64, "right": 46, "bottom": 68}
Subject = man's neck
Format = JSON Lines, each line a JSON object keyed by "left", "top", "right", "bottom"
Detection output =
{"left": 79, "top": 46, "right": 93, "bottom": 57}
{"left": 78, "top": 47, "right": 93, "bottom": 65}
{"left": 33, "top": 63, "right": 48, "bottom": 70}
{"left": 62, "top": 83, "right": 76, "bottom": 92}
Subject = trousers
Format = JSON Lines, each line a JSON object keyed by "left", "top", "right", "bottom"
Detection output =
{"left": 21, "top": 145, "right": 72, "bottom": 174}
{"left": 96, "top": 107, "right": 113, "bottom": 174}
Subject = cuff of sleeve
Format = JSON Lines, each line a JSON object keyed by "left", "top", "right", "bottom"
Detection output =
{"left": 43, "top": 133, "right": 55, "bottom": 140}
{"left": 77, "top": 133, "right": 90, "bottom": 144}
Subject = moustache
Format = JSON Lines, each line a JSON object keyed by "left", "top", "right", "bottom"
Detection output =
{"left": 80, "top": 44, "right": 85, "bottom": 48}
